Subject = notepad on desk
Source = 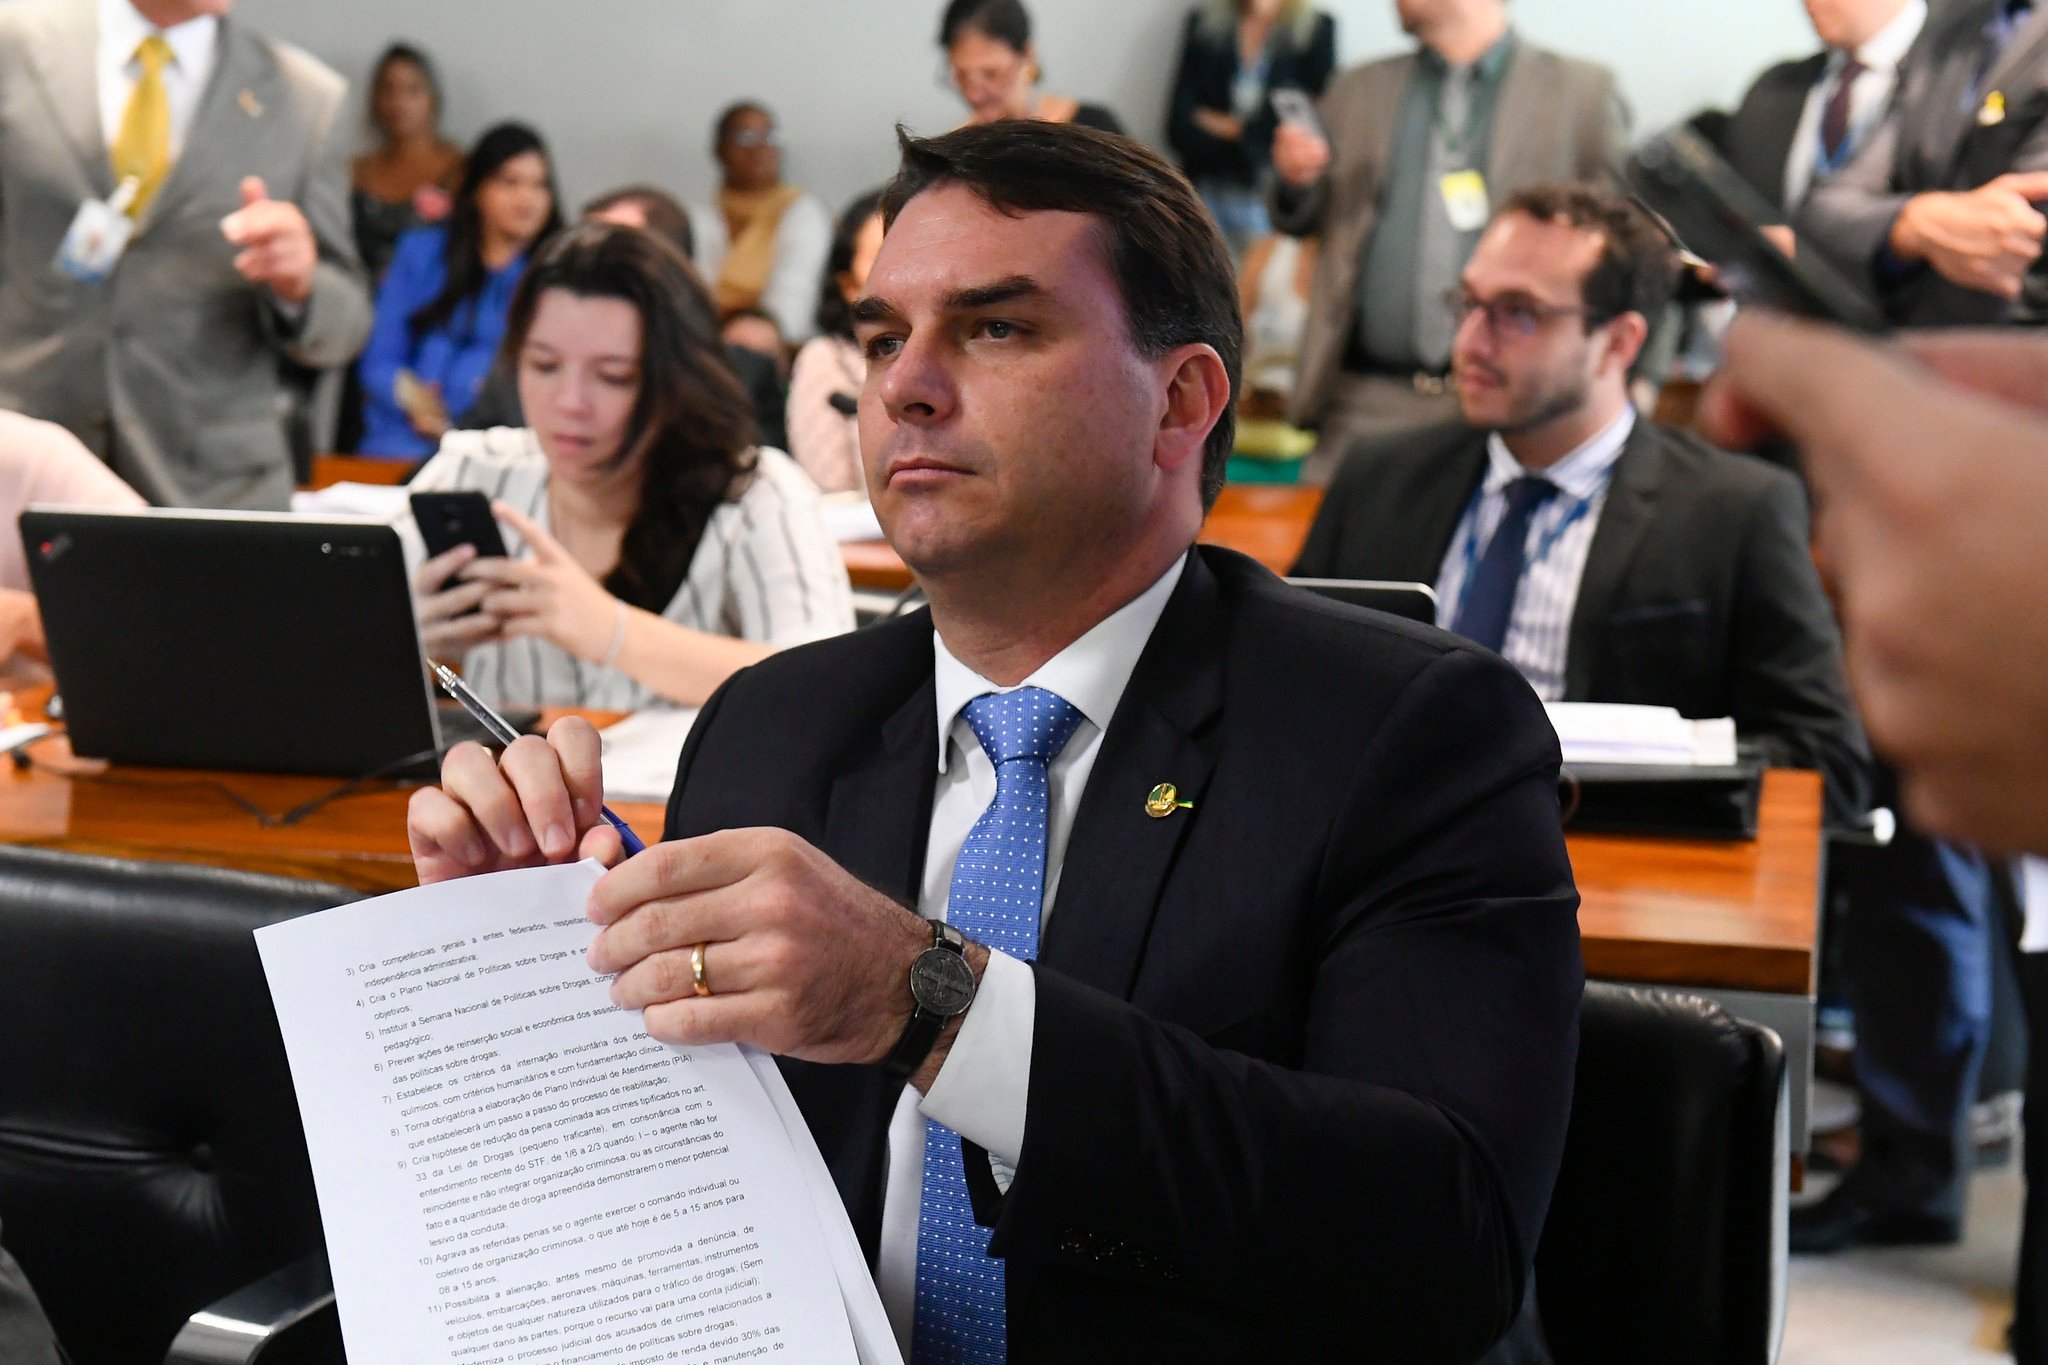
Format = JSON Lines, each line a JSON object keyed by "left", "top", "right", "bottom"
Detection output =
{"left": 599, "top": 707, "right": 698, "bottom": 805}
{"left": 1545, "top": 702, "right": 1738, "bottom": 767}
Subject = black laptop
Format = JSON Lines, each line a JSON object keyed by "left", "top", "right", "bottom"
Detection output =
{"left": 24, "top": 507, "right": 455, "bottom": 777}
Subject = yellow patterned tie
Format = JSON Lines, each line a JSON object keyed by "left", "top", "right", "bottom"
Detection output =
{"left": 108, "top": 35, "right": 173, "bottom": 219}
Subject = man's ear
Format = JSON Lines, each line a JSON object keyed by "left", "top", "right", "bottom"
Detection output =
{"left": 1603, "top": 311, "right": 1651, "bottom": 379}
{"left": 1156, "top": 344, "right": 1232, "bottom": 477}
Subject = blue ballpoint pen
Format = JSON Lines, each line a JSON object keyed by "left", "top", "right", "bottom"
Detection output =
{"left": 429, "top": 661, "right": 648, "bottom": 855}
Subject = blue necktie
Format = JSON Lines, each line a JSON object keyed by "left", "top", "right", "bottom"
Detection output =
{"left": 1454, "top": 475, "right": 1559, "bottom": 654}
{"left": 912, "top": 686, "right": 1083, "bottom": 1365}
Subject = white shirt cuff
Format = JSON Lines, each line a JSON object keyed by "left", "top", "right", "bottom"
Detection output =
{"left": 918, "top": 947, "right": 1033, "bottom": 1184}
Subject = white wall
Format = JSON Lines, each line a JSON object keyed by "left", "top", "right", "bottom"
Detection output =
{"left": 233, "top": 0, "right": 1825, "bottom": 217}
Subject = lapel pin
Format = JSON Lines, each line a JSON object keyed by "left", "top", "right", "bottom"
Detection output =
{"left": 1144, "top": 783, "right": 1193, "bottom": 819}
{"left": 237, "top": 89, "right": 264, "bottom": 119}
{"left": 1980, "top": 90, "right": 2007, "bottom": 127}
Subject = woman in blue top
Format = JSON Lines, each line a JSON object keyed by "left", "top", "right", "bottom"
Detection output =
{"left": 356, "top": 123, "right": 563, "bottom": 459}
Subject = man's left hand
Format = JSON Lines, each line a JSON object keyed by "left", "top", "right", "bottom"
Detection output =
{"left": 221, "top": 175, "right": 317, "bottom": 304}
{"left": 586, "top": 827, "right": 949, "bottom": 1070}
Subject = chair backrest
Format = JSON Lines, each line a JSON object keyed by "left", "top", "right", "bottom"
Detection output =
{"left": 0, "top": 847, "right": 359, "bottom": 1365}
{"left": 1283, "top": 577, "right": 1440, "bottom": 625}
{"left": 1535, "top": 982, "right": 1786, "bottom": 1365}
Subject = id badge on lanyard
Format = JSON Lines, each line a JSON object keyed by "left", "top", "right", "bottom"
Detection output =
{"left": 54, "top": 178, "right": 139, "bottom": 284}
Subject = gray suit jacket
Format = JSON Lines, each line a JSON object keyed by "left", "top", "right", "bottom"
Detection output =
{"left": 0, "top": 0, "right": 370, "bottom": 508}
{"left": 1272, "top": 43, "right": 1626, "bottom": 428}
{"left": 1801, "top": 0, "right": 2048, "bottom": 325}
{"left": 0, "top": 1232, "right": 61, "bottom": 1365}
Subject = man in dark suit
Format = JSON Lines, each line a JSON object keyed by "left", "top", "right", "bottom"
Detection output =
{"left": 1800, "top": 0, "right": 2048, "bottom": 325}
{"left": 408, "top": 122, "right": 1583, "bottom": 1362}
{"left": 1295, "top": 184, "right": 1869, "bottom": 823}
{"left": 1722, "top": 0, "right": 1928, "bottom": 217}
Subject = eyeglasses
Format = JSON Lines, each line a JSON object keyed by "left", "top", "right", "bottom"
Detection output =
{"left": 724, "top": 128, "right": 778, "bottom": 150}
{"left": 1442, "top": 288, "right": 1596, "bottom": 341}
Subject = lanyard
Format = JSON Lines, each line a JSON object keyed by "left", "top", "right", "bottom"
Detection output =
{"left": 1448, "top": 476, "right": 1605, "bottom": 627}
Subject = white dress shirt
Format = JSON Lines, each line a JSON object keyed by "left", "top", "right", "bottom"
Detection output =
{"left": 1783, "top": 0, "right": 1927, "bottom": 209}
{"left": 874, "top": 555, "right": 1186, "bottom": 1355}
{"left": 97, "top": 0, "right": 220, "bottom": 164}
{"left": 2019, "top": 858, "right": 2048, "bottom": 953}
{"left": 1433, "top": 407, "right": 1635, "bottom": 701}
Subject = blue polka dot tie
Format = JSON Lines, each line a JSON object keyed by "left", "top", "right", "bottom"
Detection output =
{"left": 913, "top": 686, "right": 1084, "bottom": 1364}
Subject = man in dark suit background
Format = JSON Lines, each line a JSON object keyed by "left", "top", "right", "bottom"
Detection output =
{"left": 408, "top": 121, "right": 1583, "bottom": 1362}
{"left": 1722, "top": 0, "right": 1929, "bottom": 217}
{"left": 1295, "top": 184, "right": 1869, "bottom": 824}
{"left": 1800, "top": 0, "right": 2048, "bottom": 325}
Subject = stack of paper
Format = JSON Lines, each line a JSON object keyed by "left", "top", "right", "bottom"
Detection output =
{"left": 289, "top": 481, "right": 413, "bottom": 522}
{"left": 599, "top": 708, "right": 699, "bottom": 805}
{"left": 257, "top": 861, "right": 900, "bottom": 1364}
{"left": 818, "top": 493, "right": 884, "bottom": 544}
{"left": 1544, "top": 702, "right": 1739, "bottom": 767}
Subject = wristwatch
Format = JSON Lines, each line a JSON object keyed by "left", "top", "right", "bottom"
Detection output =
{"left": 877, "top": 919, "right": 976, "bottom": 1082}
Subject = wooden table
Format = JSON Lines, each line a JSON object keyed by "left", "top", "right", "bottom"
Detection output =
{"left": 843, "top": 483, "right": 1325, "bottom": 592}
{"left": 0, "top": 721, "right": 1821, "bottom": 1137}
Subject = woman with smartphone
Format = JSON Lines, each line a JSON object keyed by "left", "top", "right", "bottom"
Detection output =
{"left": 356, "top": 123, "right": 563, "bottom": 460}
{"left": 406, "top": 223, "right": 854, "bottom": 710}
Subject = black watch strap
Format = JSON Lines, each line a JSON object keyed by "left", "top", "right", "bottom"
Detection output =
{"left": 878, "top": 920, "right": 971, "bottom": 1083}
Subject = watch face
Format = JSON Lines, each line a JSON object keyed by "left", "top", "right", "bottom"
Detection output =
{"left": 910, "top": 947, "right": 977, "bottom": 1016}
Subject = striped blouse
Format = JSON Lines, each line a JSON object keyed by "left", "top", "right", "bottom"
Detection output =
{"left": 1432, "top": 407, "right": 1634, "bottom": 701}
{"left": 409, "top": 427, "right": 855, "bottom": 711}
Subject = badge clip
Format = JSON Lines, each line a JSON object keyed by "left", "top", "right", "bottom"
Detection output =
{"left": 1980, "top": 90, "right": 2007, "bottom": 127}
{"left": 237, "top": 89, "right": 264, "bottom": 119}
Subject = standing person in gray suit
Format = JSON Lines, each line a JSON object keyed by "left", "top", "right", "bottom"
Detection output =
{"left": 1269, "top": 0, "right": 1626, "bottom": 481}
{"left": 1799, "top": 0, "right": 2048, "bottom": 326}
{"left": 0, "top": 0, "right": 371, "bottom": 510}
{"left": 0, "top": 1237, "right": 62, "bottom": 1364}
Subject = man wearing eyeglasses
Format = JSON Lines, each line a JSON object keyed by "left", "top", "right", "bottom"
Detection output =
{"left": 1295, "top": 183, "right": 1868, "bottom": 824}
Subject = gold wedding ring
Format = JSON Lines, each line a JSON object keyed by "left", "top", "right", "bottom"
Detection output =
{"left": 691, "top": 942, "right": 712, "bottom": 998}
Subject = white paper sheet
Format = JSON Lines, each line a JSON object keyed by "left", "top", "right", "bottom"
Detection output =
{"left": 819, "top": 494, "right": 884, "bottom": 544}
{"left": 257, "top": 861, "right": 878, "bottom": 1364}
{"left": 1545, "top": 701, "right": 1739, "bottom": 767}
{"left": 289, "top": 481, "right": 414, "bottom": 522}
{"left": 598, "top": 708, "right": 699, "bottom": 806}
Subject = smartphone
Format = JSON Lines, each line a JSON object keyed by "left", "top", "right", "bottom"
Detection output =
{"left": 1627, "top": 127, "right": 1888, "bottom": 334}
{"left": 411, "top": 490, "right": 509, "bottom": 561}
{"left": 1269, "top": 88, "right": 1324, "bottom": 137}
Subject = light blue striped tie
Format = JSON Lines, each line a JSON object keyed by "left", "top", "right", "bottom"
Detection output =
{"left": 912, "top": 686, "right": 1083, "bottom": 1364}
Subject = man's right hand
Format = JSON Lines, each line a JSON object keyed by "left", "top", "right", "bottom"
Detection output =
{"left": 1889, "top": 172, "right": 2048, "bottom": 299}
{"left": 1271, "top": 123, "right": 1331, "bottom": 189}
{"left": 407, "top": 717, "right": 623, "bottom": 884}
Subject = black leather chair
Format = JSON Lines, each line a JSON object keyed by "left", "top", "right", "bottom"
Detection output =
{"left": 0, "top": 847, "right": 359, "bottom": 1364}
{"left": 1537, "top": 983, "right": 1788, "bottom": 1365}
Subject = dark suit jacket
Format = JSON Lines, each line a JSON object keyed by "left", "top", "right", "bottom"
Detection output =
{"left": 1293, "top": 421, "right": 1871, "bottom": 825}
{"left": 0, "top": 1234, "right": 60, "bottom": 1365}
{"left": 1802, "top": 0, "right": 2048, "bottom": 324}
{"left": 1721, "top": 53, "right": 1829, "bottom": 214}
{"left": 662, "top": 546, "right": 1583, "bottom": 1362}
{"left": 1167, "top": 10, "right": 1338, "bottom": 185}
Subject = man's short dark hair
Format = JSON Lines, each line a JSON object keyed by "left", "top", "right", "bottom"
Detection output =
{"left": 879, "top": 121, "right": 1241, "bottom": 507}
{"left": 582, "top": 184, "right": 694, "bottom": 261}
{"left": 1497, "top": 183, "right": 1679, "bottom": 337}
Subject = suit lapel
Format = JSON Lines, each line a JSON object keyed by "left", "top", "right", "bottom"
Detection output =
{"left": 25, "top": 0, "right": 114, "bottom": 199}
{"left": 1039, "top": 553, "right": 1226, "bottom": 999}
{"left": 821, "top": 676, "right": 938, "bottom": 910}
{"left": 1976, "top": 8, "right": 2048, "bottom": 110}
{"left": 1759, "top": 58, "right": 1826, "bottom": 203}
{"left": 1486, "top": 43, "right": 1547, "bottom": 187}
{"left": 1406, "top": 433, "right": 1490, "bottom": 587}
{"left": 1563, "top": 424, "right": 1666, "bottom": 700}
{"left": 136, "top": 15, "right": 271, "bottom": 235}
{"left": 1359, "top": 55, "right": 1415, "bottom": 177}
